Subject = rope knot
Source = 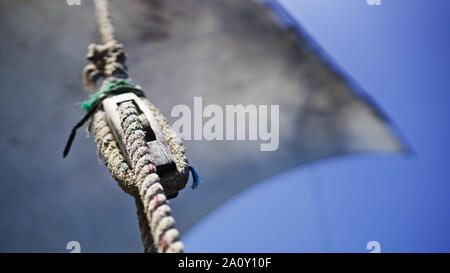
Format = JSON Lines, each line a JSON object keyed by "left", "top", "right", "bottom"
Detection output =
{"left": 83, "top": 42, "right": 128, "bottom": 92}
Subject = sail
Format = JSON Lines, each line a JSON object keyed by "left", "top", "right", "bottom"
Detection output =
{"left": 0, "top": 0, "right": 404, "bottom": 250}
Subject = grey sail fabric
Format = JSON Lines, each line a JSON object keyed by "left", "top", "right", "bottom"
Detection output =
{"left": 0, "top": 0, "right": 404, "bottom": 250}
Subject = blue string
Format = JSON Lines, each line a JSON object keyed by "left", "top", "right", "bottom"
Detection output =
{"left": 188, "top": 165, "right": 202, "bottom": 189}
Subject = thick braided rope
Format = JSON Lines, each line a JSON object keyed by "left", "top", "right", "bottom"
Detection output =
{"left": 118, "top": 101, "right": 184, "bottom": 253}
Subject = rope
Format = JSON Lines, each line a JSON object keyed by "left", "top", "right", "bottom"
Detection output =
{"left": 119, "top": 101, "right": 184, "bottom": 253}
{"left": 93, "top": 0, "right": 116, "bottom": 44}
{"left": 135, "top": 196, "right": 157, "bottom": 253}
{"left": 71, "top": 0, "right": 188, "bottom": 253}
{"left": 92, "top": 99, "right": 189, "bottom": 253}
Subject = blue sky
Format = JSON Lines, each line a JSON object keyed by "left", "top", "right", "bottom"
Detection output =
{"left": 183, "top": 0, "right": 450, "bottom": 252}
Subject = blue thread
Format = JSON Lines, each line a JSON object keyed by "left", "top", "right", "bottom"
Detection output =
{"left": 188, "top": 165, "right": 202, "bottom": 189}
